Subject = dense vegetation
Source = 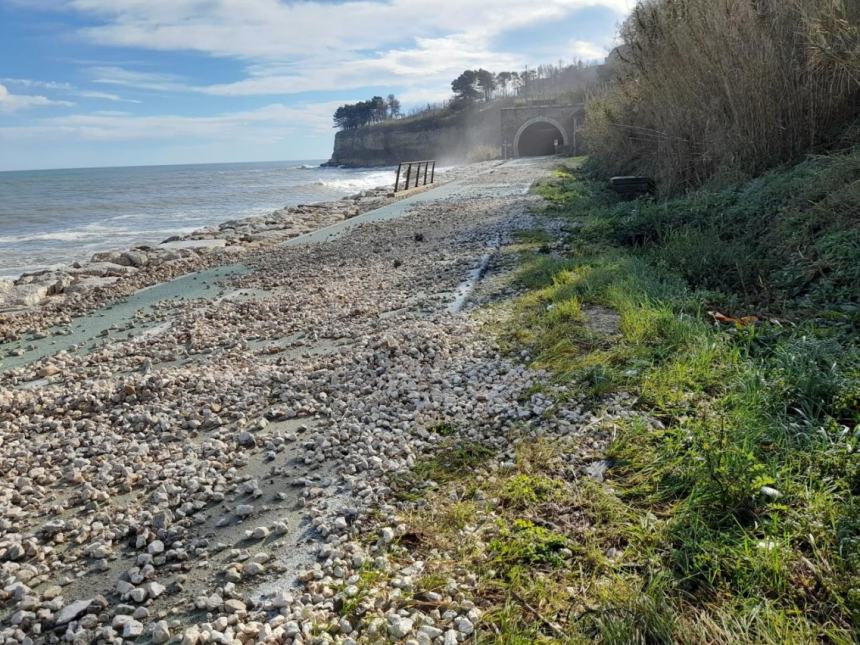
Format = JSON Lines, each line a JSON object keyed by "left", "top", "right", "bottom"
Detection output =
{"left": 586, "top": 0, "right": 860, "bottom": 192}
{"left": 500, "top": 153, "right": 858, "bottom": 641}
{"left": 332, "top": 94, "right": 401, "bottom": 129}
{"left": 464, "top": 2, "right": 860, "bottom": 636}
{"left": 448, "top": 64, "right": 597, "bottom": 104}
{"left": 371, "top": 1, "right": 860, "bottom": 642}
{"left": 332, "top": 62, "right": 600, "bottom": 130}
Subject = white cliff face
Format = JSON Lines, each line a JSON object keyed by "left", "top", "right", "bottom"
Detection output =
{"left": 329, "top": 122, "right": 465, "bottom": 167}
{"left": 328, "top": 109, "right": 502, "bottom": 167}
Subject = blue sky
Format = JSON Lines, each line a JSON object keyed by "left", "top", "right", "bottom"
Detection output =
{"left": 0, "top": 0, "right": 631, "bottom": 171}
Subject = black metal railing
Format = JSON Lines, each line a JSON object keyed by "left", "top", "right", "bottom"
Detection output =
{"left": 394, "top": 160, "right": 435, "bottom": 193}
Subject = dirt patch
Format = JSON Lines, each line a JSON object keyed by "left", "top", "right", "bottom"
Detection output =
{"left": 583, "top": 305, "right": 621, "bottom": 335}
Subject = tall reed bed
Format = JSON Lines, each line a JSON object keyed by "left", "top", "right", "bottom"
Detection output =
{"left": 586, "top": 0, "right": 860, "bottom": 191}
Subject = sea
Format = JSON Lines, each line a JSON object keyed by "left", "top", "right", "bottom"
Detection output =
{"left": 0, "top": 160, "right": 396, "bottom": 278}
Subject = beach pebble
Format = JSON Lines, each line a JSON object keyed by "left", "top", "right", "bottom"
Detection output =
{"left": 0, "top": 159, "right": 595, "bottom": 644}
{"left": 151, "top": 621, "right": 171, "bottom": 643}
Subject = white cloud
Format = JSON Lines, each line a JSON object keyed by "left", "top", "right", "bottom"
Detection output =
{"left": 2, "top": 77, "right": 143, "bottom": 105}
{"left": 0, "top": 100, "right": 342, "bottom": 142}
{"left": 197, "top": 36, "right": 524, "bottom": 98}
{"left": 70, "top": 0, "right": 630, "bottom": 60}
{"left": 88, "top": 66, "right": 187, "bottom": 92}
{"left": 396, "top": 88, "right": 456, "bottom": 107}
{"left": 0, "top": 83, "right": 75, "bottom": 113}
{"left": 59, "top": 0, "right": 626, "bottom": 102}
{"left": 568, "top": 39, "right": 613, "bottom": 62}
{"left": 1, "top": 77, "right": 74, "bottom": 91}
{"left": 77, "top": 90, "right": 142, "bottom": 103}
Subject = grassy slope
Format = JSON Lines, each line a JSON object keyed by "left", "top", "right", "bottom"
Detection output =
{"left": 387, "top": 152, "right": 859, "bottom": 644}
{"left": 323, "top": 151, "right": 858, "bottom": 644}
{"left": 504, "top": 153, "right": 860, "bottom": 641}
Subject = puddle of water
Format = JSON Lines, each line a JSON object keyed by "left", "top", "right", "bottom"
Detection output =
{"left": 449, "top": 246, "right": 497, "bottom": 314}
{"left": 0, "top": 264, "right": 249, "bottom": 373}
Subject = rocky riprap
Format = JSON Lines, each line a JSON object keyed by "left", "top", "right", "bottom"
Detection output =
{"left": 0, "top": 161, "right": 500, "bottom": 345}
{"left": 0, "top": 158, "right": 615, "bottom": 643}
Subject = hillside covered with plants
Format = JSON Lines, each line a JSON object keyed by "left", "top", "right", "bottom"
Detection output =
{"left": 474, "top": 0, "right": 860, "bottom": 640}
{"left": 326, "top": 62, "right": 601, "bottom": 166}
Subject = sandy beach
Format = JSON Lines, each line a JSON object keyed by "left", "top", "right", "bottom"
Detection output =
{"left": 0, "top": 157, "right": 611, "bottom": 643}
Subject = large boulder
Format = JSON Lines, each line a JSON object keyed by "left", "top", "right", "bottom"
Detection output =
{"left": 65, "top": 276, "right": 119, "bottom": 294}
{"left": 0, "top": 284, "right": 48, "bottom": 308}
{"left": 122, "top": 250, "right": 149, "bottom": 268}
{"left": 73, "top": 263, "right": 138, "bottom": 278}
{"left": 91, "top": 250, "right": 124, "bottom": 265}
{"left": 47, "top": 273, "right": 73, "bottom": 295}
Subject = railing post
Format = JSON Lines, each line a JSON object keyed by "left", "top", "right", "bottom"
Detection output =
{"left": 394, "top": 160, "right": 436, "bottom": 192}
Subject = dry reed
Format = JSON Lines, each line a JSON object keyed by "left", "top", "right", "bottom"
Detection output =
{"left": 586, "top": 0, "right": 860, "bottom": 191}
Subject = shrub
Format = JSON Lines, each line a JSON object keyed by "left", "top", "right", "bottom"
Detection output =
{"left": 488, "top": 519, "right": 571, "bottom": 570}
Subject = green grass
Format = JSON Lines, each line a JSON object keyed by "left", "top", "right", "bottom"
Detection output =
{"left": 390, "top": 439, "right": 495, "bottom": 501}
{"left": 357, "top": 151, "right": 858, "bottom": 644}
{"left": 488, "top": 519, "right": 572, "bottom": 570}
{"left": 429, "top": 421, "right": 457, "bottom": 437}
{"left": 499, "top": 474, "right": 566, "bottom": 509}
{"left": 487, "top": 155, "right": 859, "bottom": 642}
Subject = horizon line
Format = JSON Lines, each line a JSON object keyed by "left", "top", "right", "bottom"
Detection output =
{"left": 0, "top": 157, "right": 330, "bottom": 174}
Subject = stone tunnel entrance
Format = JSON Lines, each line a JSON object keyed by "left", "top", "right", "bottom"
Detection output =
{"left": 516, "top": 120, "right": 565, "bottom": 156}
{"left": 501, "top": 107, "right": 582, "bottom": 158}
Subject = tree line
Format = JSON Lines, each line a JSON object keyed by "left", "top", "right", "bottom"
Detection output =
{"left": 450, "top": 68, "right": 534, "bottom": 102}
{"left": 333, "top": 61, "right": 599, "bottom": 129}
{"left": 451, "top": 62, "right": 598, "bottom": 104}
{"left": 332, "top": 94, "right": 401, "bottom": 130}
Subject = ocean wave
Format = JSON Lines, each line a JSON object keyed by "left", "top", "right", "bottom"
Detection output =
{"left": 315, "top": 171, "right": 395, "bottom": 192}
{"left": 0, "top": 230, "right": 114, "bottom": 244}
{"left": 0, "top": 224, "right": 200, "bottom": 245}
{"left": 0, "top": 161, "right": 397, "bottom": 276}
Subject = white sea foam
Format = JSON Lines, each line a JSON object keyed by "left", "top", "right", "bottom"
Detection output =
{"left": 0, "top": 230, "right": 112, "bottom": 244}
{"left": 315, "top": 170, "right": 395, "bottom": 192}
{"left": 0, "top": 224, "right": 200, "bottom": 245}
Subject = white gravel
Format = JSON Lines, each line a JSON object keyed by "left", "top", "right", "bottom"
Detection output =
{"left": 0, "top": 157, "right": 607, "bottom": 643}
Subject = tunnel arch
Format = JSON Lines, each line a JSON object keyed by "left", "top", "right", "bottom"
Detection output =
{"left": 513, "top": 116, "right": 568, "bottom": 157}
